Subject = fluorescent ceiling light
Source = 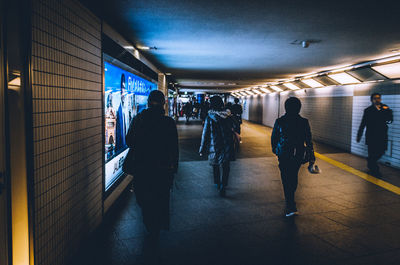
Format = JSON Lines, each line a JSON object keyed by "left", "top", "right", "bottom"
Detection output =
{"left": 239, "top": 92, "right": 248, "bottom": 96}
{"left": 245, "top": 91, "right": 254, "bottom": 95}
{"left": 165, "top": 73, "right": 172, "bottom": 76}
{"left": 375, "top": 55, "right": 400, "bottom": 64}
{"left": 301, "top": 79, "right": 323, "bottom": 88}
{"left": 270, "top": 85, "right": 283, "bottom": 92}
{"left": 259, "top": 87, "right": 270, "bottom": 93}
{"left": 124, "top": 46, "right": 136, "bottom": 50}
{"left": 372, "top": 62, "right": 400, "bottom": 79}
{"left": 8, "top": 77, "right": 21, "bottom": 86}
{"left": 328, "top": 72, "right": 361, "bottom": 84}
{"left": 252, "top": 89, "right": 262, "bottom": 95}
{"left": 283, "top": 83, "right": 300, "bottom": 90}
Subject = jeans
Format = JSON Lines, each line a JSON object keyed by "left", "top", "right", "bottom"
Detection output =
{"left": 213, "top": 162, "right": 230, "bottom": 187}
{"left": 279, "top": 158, "right": 301, "bottom": 209}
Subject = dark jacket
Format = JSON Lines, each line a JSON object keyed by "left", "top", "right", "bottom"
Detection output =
{"left": 200, "top": 102, "right": 210, "bottom": 121}
{"left": 231, "top": 103, "right": 243, "bottom": 124}
{"left": 184, "top": 102, "right": 193, "bottom": 115}
{"left": 271, "top": 113, "right": 315, "bottom": 164}
{"left": 357, "top": 104, "right": 393, "bottom": 148}
{"left": 125, "top": 106, "right": 179, "bottom": 175}
{"left": 199, "top": 110, "right": 235, "bottom": 165}
{"left": 115, "top": 103, "right": 126, "bottom": 151}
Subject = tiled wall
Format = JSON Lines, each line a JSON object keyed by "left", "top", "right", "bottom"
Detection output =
{"left": 31, "top": 0, "right": 103, "bottom": 264}
{"left": 243, "top": 80, "right": 400, "bottom": 168}
{"left": 261, "top": 93, "right": 279, "bottom": 127}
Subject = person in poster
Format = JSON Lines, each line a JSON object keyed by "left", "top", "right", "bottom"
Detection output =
{"left": 105, "top": 93, "right": 116, "bottom": 159}
{"left": 115, "top": 73, "right": 127, "bottom": 152}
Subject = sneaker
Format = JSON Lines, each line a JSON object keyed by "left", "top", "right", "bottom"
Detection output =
{"left": 285, "top": 207, "right": 298, "bottom": 217}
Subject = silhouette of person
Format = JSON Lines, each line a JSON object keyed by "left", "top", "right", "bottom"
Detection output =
{"left": 124, "top": 90, "right": 179, "bottom": 243}
{"left": 357, "top": 93, "right": 393, "bottom": 176}
{"left": 199, "top": 96, "right": 236, "bottom": 197}
{"left": 271, "top": 97, "right": 315, "bottom": 217}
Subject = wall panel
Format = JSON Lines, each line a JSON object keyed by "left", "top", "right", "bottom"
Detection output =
{"left": 31, "top": 1, "right": 102, "bottom": 265}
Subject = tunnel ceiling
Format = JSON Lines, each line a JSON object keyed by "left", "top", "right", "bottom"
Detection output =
{"left": 82, "top": 0, "right": 400, "bottom": 90}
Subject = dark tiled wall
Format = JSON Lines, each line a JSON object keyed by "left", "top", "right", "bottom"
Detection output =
{"left": 31, "top": 0, "right": 103, "bottom": 264}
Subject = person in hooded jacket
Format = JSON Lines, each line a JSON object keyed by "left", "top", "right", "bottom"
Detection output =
{"left": 199, "top": 96, "right": 235, "bottom": 197}
{"left": 124, "top": 90, "right": 179, "bottom": 242}
{"left": 271, "top": 97, "right": 315, "bottom": 217}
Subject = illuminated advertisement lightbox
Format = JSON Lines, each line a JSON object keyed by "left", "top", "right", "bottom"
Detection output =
{"left": 104, "top": 61, "right": 157, "bottom": 190}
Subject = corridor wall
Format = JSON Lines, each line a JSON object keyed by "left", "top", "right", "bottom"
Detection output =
{"left": 31, "top": 1, "right": 103, "bottom": 264}
{"left": 242, "top": 80, "right": 400, "bottom": 169}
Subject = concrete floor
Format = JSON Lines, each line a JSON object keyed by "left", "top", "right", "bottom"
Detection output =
{"left": 73, "top": 119, "right": 400, "bottom": 265}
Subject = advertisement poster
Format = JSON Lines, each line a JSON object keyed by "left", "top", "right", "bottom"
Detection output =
{"left": 104, "top": 61, "right": 157, "bottom": 190}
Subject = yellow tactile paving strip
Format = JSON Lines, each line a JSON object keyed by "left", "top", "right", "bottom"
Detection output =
{"left": 315, "top": 152, "right": 400, "bottom": 196}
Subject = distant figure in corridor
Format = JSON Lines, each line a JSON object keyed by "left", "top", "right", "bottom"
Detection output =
{"left": 199, "top": 96, "right": 236, "bottom": 197}
{"left": 271, "top": 97, "right": 315, "bottom": 217}
{"left": 231, "top": 98, "right": 243, "bottom": 134}
{"left": 200, "top": 99, "right": 210, "bottom": 124}
{"left": 184, "top": 101, "right": 193, "bottom": 124}
{"left": 357, "top": 93, "right": 393, "bottom": 176}
{"left": 124, "top": 90, "right": 179, "bottom": 243}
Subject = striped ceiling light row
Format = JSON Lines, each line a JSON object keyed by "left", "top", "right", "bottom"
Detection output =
{"left": 231, "top": 54, "right": 400, "bottom": 98}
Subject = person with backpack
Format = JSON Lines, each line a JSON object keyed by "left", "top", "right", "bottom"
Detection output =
{"left": 271, "top": 97, "right": 315, "bottom": 217}
{"left": 199, "top": 96, "right": 235, "bottom": 197}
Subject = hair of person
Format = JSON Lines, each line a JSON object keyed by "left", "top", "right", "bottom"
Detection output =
{"left": 370, "top": 92, "right": 381, "bottom": 102}
{"left": 234, "top": 98, "right": 239, "bottom": 103}
{"left": 148, "top": 90, "right": 165, "bottom": 106}
{"left": 210, "top": 96, "right": 224, "bottom": 111}
{"left": 284, "top": 97, "right": 302, "bottom": 114}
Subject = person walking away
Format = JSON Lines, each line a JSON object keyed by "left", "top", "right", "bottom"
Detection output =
{"left": 200, "top": 99, "right": 210, "bottom": 124}
{"left": 123, "top": 90, "right": 179, "bottom": 243}
{"left": 199, "top": 96, "right": 235, "bottom": 197}
{"left": 231, "top": 98, "right": 243, "bottom": 134}
{"left": 193, "top": 99, "right": 201, "bottom": 119}
{"left": 184, "top": 101, "right": 193, "bottom": 124}
{"left": 357, "top": 93, "right": 393, "bottom": 176}
{"left": 271, "top": 97, "right": 315, "bottom": 217}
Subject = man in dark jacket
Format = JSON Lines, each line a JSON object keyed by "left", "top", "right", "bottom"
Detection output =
{"left": 357, "top": 93, "right": 393, "bottom": 176}
{"left": 184, "top": 101, "right": 193, "bottom": 124}
{"left": 271, "top": 97, "right": 315, "bottom": 217}
{"left": 124, "top": 90, "right": 179, "bottom": 242}
{"left": 199, "top": 96, "right": 235, "bottom": 197}
{"left": 231, "top": 98, "right": 243, "bottom": 122}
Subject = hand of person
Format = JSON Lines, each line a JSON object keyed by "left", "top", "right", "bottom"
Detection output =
{"left": 199, "top": 152, "right": 203, "bottom": 157}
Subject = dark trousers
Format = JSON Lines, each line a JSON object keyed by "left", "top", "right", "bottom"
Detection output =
{"left": 134, "top": 172, "right": 172, "bottom": 233}
{"left": 279, "top": 158, "right": 301, "bottom": 208}
{"left": 213, "top": 162, "right": 230, "bottom": 187}
{"left": 367, "top": 144, "right": 385, "bottom": 173}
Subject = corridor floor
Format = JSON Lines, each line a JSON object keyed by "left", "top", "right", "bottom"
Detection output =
{"left": 74, "top": 119, "right": 400, "bottom": 265}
